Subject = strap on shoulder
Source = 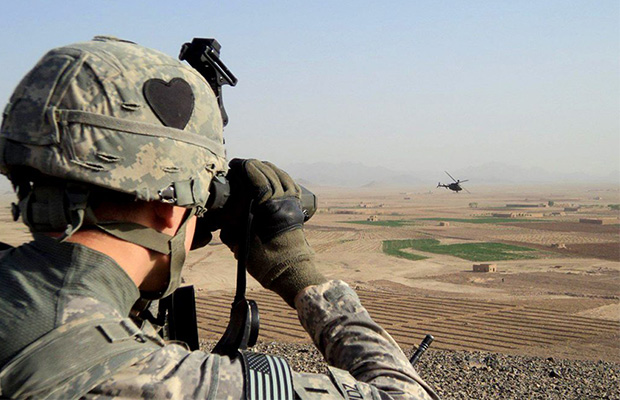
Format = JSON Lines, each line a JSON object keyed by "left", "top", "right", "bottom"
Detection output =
{"left": 0, "top": 315, "right": 162, "bottom": 400}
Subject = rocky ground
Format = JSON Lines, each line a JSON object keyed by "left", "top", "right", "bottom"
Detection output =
{"left": 203, "top": 341, "right": 620, "bottom": 400}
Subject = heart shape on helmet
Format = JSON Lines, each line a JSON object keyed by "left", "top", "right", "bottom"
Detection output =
{"left": 143, "top": 78, "right": 195, "bottom": 130}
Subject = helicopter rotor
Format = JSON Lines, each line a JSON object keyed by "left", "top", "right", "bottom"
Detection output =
{"left": 445, "top": 171, "right": 458, "bottom": 183}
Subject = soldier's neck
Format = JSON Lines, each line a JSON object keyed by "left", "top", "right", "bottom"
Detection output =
{"left": 65, "top": 229, "right": 164, "bottom": 289}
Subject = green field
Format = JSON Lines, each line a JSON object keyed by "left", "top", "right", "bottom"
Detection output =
{"left": 343, "top": 220, "right": 418, "bottom": 227}
{"left": 382, "top": 240, "right": 428, "bottom": 261}
{"left": 382, "top": 239, "right": 539, "bottom": 261}
{"left": 416, "top": 217, "right": 540, "bottom": 224}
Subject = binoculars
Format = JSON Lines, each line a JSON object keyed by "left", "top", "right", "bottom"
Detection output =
{"left": 191, "top": 171, "right": 317, "bottom": 250}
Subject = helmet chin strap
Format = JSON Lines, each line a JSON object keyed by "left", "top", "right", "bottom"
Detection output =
{"left": 14, "top": 179, "right": 196, "bottom": 299}
{"left": 163, "top": 207, "right": 196, "bottom": 297}
{"left": 94, "top": 207, "right": 197, "bottom": 299}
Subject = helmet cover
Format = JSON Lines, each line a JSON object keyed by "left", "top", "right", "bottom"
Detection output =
{"left": 0, "top": 36, "right": 227, "bottom": 208}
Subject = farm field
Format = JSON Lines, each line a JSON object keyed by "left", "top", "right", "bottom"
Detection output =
{"left": 1, "top": 184, "right": 619, "bottom": 363}
{"left": 382, "top": 239, "right": 540, "bottom": 261}
{"left": 186, "top": 184, "right": 620, "bottom": 363}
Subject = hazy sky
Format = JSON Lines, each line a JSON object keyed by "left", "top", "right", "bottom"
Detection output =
{"left": 1, "top": 1, "right": 618, "bottom": 183}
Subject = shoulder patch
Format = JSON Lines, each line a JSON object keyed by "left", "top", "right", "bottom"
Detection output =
{"left": 241, "top": 351, "right": 294, "bottom": 400}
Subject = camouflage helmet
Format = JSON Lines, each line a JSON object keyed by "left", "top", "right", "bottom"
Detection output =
{"left": 0, "top": 36, "right": 227, "bottom": 208}
{"left": 0, "top": 36, "right": 230, "bottom": 299}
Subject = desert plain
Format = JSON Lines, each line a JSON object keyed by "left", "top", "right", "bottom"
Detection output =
{"left": 1, "top": 183, "right": 619, "bottom": 365}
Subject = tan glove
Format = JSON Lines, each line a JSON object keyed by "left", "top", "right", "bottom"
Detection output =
{"left": 220, "top": 159, "right": 327, "bottom": 307}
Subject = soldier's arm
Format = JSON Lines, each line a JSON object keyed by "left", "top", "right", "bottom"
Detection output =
{"left": 87, "top": 280, "right": 437, "bottom": 400}
{"left": 296, "top": 280, "right": 440, "bottom": 400}
{"left": 87, "top": 333, "right": 436, "bottom": 400}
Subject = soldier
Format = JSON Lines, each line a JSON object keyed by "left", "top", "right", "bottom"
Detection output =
{"left": 0, "top": 37, "right": 439, "bottom": 399}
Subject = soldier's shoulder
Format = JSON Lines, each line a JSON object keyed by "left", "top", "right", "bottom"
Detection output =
{"left": 60, "top": 294, "right": 124, "bottom": 325}
{"left": 89, "top": 345, "right": 244, "bottom": 399}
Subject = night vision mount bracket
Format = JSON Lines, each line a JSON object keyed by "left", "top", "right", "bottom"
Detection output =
{"left": 179, "top": 38, "right": 238, "bottom": 126}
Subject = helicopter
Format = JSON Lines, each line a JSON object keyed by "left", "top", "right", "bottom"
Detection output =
{"left": 437, "top": 171, "right": 470, "bottom": 193}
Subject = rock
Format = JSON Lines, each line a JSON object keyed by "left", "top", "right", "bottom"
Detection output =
{"left": 549, "top": 369, "right": 562, "bottom": 378}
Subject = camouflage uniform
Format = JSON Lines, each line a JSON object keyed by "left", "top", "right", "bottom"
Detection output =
{"left": 0, "top": 236, "right": 437, "bottom": 399}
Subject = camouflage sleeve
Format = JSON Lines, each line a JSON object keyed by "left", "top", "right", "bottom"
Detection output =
{"left": 86, "top": 281, "right": 439, "bottom": 399}
{"left": 86, "top": 344, "right": 246, "bottom": 399}
{"left": 295, "top": 280, "right": 440, "bottom": 400}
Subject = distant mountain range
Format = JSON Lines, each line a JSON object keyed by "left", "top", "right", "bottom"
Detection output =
{"left": 284, "top": 161, "right": 620, "bottom": 188}
{"left": 0, "top": 161, "right": 617, "bottom": 193}
{"left": 283, "top": 162, "right": 427, "bottom": 188}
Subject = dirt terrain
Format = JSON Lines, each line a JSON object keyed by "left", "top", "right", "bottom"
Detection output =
{"left": 1, "top": 184, "right": 619, "bottom": 365}
{"left": 187, "top": 184, "right": 620, "bottom": 363}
